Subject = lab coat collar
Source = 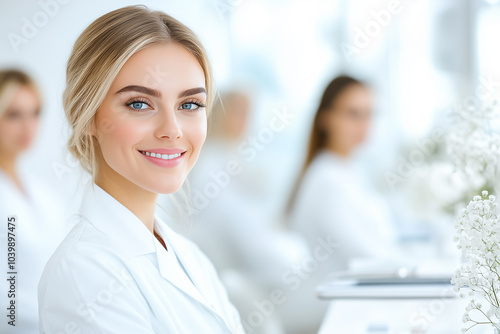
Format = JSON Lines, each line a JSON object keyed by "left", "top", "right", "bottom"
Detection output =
{"left": 79, "top": 182, "right": 156, "bottom": 256}
{"left": 317, "top": 148, "right": 352, "bottom": 165}
{"left": 155, "top": 218, "right": 210, "bottom": 308}
{"left": 79, "top": 183, "right": 231, "bottom": 329}
{"left": 154, "top": 216, "right": 232, "bottom": 328}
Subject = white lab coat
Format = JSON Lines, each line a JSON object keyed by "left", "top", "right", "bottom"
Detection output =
{"left": 281, "top": 150, "right": 399, "bottom": 333}
{"left": 38, "top": 182, "right": 245, "bottom": 334}
{"left": 289, "top": 149, "right": 398, "bottom": 274}
{"left": 0, "top": 167, "right": 67, "bottom": 334}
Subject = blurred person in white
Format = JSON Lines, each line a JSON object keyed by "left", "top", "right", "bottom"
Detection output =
{"left": 0, "top": 69, "right": 67, "bottom": 333}
{"left": 287, "top": 75, "right": 398, "bottom": 268}
{"left": 282, "top": 75, "right": 399, "bottom": 333}
{"left": 37, "top": 6, "right": 245, "bottom": 334}
{"left": 182, "top": 89, "right": 310, "bottom": 334}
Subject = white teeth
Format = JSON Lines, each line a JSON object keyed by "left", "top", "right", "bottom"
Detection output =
{"left": 140, "top": 151, "right": 182, "bottom": 160}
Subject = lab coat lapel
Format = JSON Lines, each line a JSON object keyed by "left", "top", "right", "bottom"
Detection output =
{"left": 154, "top": 219, "right": 217, "bottom": 314}
{"left": 154, "top": 242, "right": 234, "bottom": 333}
{"left": 154, "top": 239, "right": 210, "bottom": 307}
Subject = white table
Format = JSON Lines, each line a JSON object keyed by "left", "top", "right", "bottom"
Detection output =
{"left": 316, "top": 281, "right": 493, "bottom": 334}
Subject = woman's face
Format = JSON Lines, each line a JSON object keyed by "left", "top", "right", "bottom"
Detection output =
{"left": 92, "top": 43, "right": 207, "bottom": 194}
{"left": 0, "top": 85, "right": 40, "bottom": 156}
{"left": 224, "top": 94, "right": 250, "bottom": 139}
{"left": 324, "top": 84, "right": 372, "bottom": 153}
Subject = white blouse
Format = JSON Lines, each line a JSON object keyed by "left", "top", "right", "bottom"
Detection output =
{"left": 38, "top": 182, "right": 245, "bottom": 334}
{"left": 289, "top": 149, "right": 398, "bottom": 273}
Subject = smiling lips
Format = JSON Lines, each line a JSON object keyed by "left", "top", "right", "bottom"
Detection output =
{"left": 139, "top": 151, "right": 182, "bottom": 160}
{"left": 138, "top": 148, "right": 186, "bottom": 167}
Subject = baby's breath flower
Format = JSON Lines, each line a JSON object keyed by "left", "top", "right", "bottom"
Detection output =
{"left": 446, "top": 100, "right": 500, "bottom": 183}
{"left": 453, "top": 191, "right": 500, "bottom": 331}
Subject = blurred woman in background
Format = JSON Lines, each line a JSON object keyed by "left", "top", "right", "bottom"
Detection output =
{"left": 281, "top": 75, "right": 399, "bottom": 333}
{"left": 0, "top": 69, "right": 67, "bottom": 334}
{"left": 287, "top": 74, "right": 398, "bottom": 272}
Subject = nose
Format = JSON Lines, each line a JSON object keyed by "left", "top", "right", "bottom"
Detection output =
{"left": 155, "top": 108, "right": 182, "bottom": 140}
{"left": 22, "top": 112, "right": 38, "bottom": 134}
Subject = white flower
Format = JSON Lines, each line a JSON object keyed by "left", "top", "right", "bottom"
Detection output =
{"left": 446, "top": 101, "right": 500, "bottom": 183}
{"left": 453, "top": 190, "right": 500, "bottom": 331}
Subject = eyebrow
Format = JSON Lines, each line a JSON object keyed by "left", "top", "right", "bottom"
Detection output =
{"left": 115, "top": 85, "right": 206, "bottom": 99}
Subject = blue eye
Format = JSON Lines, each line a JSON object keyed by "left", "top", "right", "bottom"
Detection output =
{"left": 129, "top": 101, "right": 149, "bottom": 110}
{"left": 180, "top": 101, "right": 206, "bottom": 111}
{"left": 180, "top": 103, "right": 199, "bottom": 110}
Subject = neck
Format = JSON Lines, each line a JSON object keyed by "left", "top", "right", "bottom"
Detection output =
{"left": 0, "top": 151, "right": 17, "bottom": 175}
{"left": 0, "top": 152, "right": 21, "bottom": 188}
{"left": 95, "top": 162, "right": 158, "bottom": 233}
{"left": 325, "top": 141, "right": 351, "bottom": 158}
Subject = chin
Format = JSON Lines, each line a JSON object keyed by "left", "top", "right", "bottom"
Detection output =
{"left": 148, "top": 178, "right": 186, "bottom": 195}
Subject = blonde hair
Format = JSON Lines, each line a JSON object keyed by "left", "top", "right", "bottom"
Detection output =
{"left": 64, "top": 5, "right": 214, "bottom": 180}
{"left": 0, "top": 69, "right": 40, "bottom": 118}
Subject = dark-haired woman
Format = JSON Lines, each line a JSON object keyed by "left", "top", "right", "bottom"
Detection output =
{"left": 287, "top": 75, "right": 398, "bottom": 273}
{"left": 280, "top": 75, "right": 400, "bottom": 333}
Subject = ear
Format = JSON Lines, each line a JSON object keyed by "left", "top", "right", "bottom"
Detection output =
{"left": 88, "top": 116, "right": 97, "bottom": 137}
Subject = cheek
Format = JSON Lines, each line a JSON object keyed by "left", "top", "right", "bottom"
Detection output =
{"left": 331, "top": 117, "right": 348, "bottom": 136}
{"left": 97, "top": 117, "right": 149, "bottom": 159}
{"left": 0, "top": 120, "right": 19, "bottom": 145}
{"left": 183, "top": 116, "right": 207, "bottom": 152}
{"left": 99, "top": 119, "right": 149, "bottom": 146}
{"left": 0, "top": 122, "right": 9, "bottom": 148}
{"left": 26, "top": 118, "right": 40, "bottom": 136}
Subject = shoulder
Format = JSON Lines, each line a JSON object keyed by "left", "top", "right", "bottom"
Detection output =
{"left": 37, "top": 220, "right": 155, "bottom": 333}
{"left": 39, "top": 217, "right": 132, "bottom": 295}
{"left": 299, "top": 154, "right": 342, "bottom": 194}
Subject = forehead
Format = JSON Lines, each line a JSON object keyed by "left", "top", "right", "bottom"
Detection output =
{"left": 111, "top": 43, "right": 206, "bottom": 95}
{"left": 336, "top": 85, "right": 371, "bottom": 103}
{"left": 7, "top": 85, "right": 39, "bottom": 110}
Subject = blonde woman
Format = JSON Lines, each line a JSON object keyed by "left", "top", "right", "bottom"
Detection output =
{"left": 0, "top": 70, "right": 67, "bottom": 333}
{"left": 37, "top": 6, "right": 244, "bottom": 334}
